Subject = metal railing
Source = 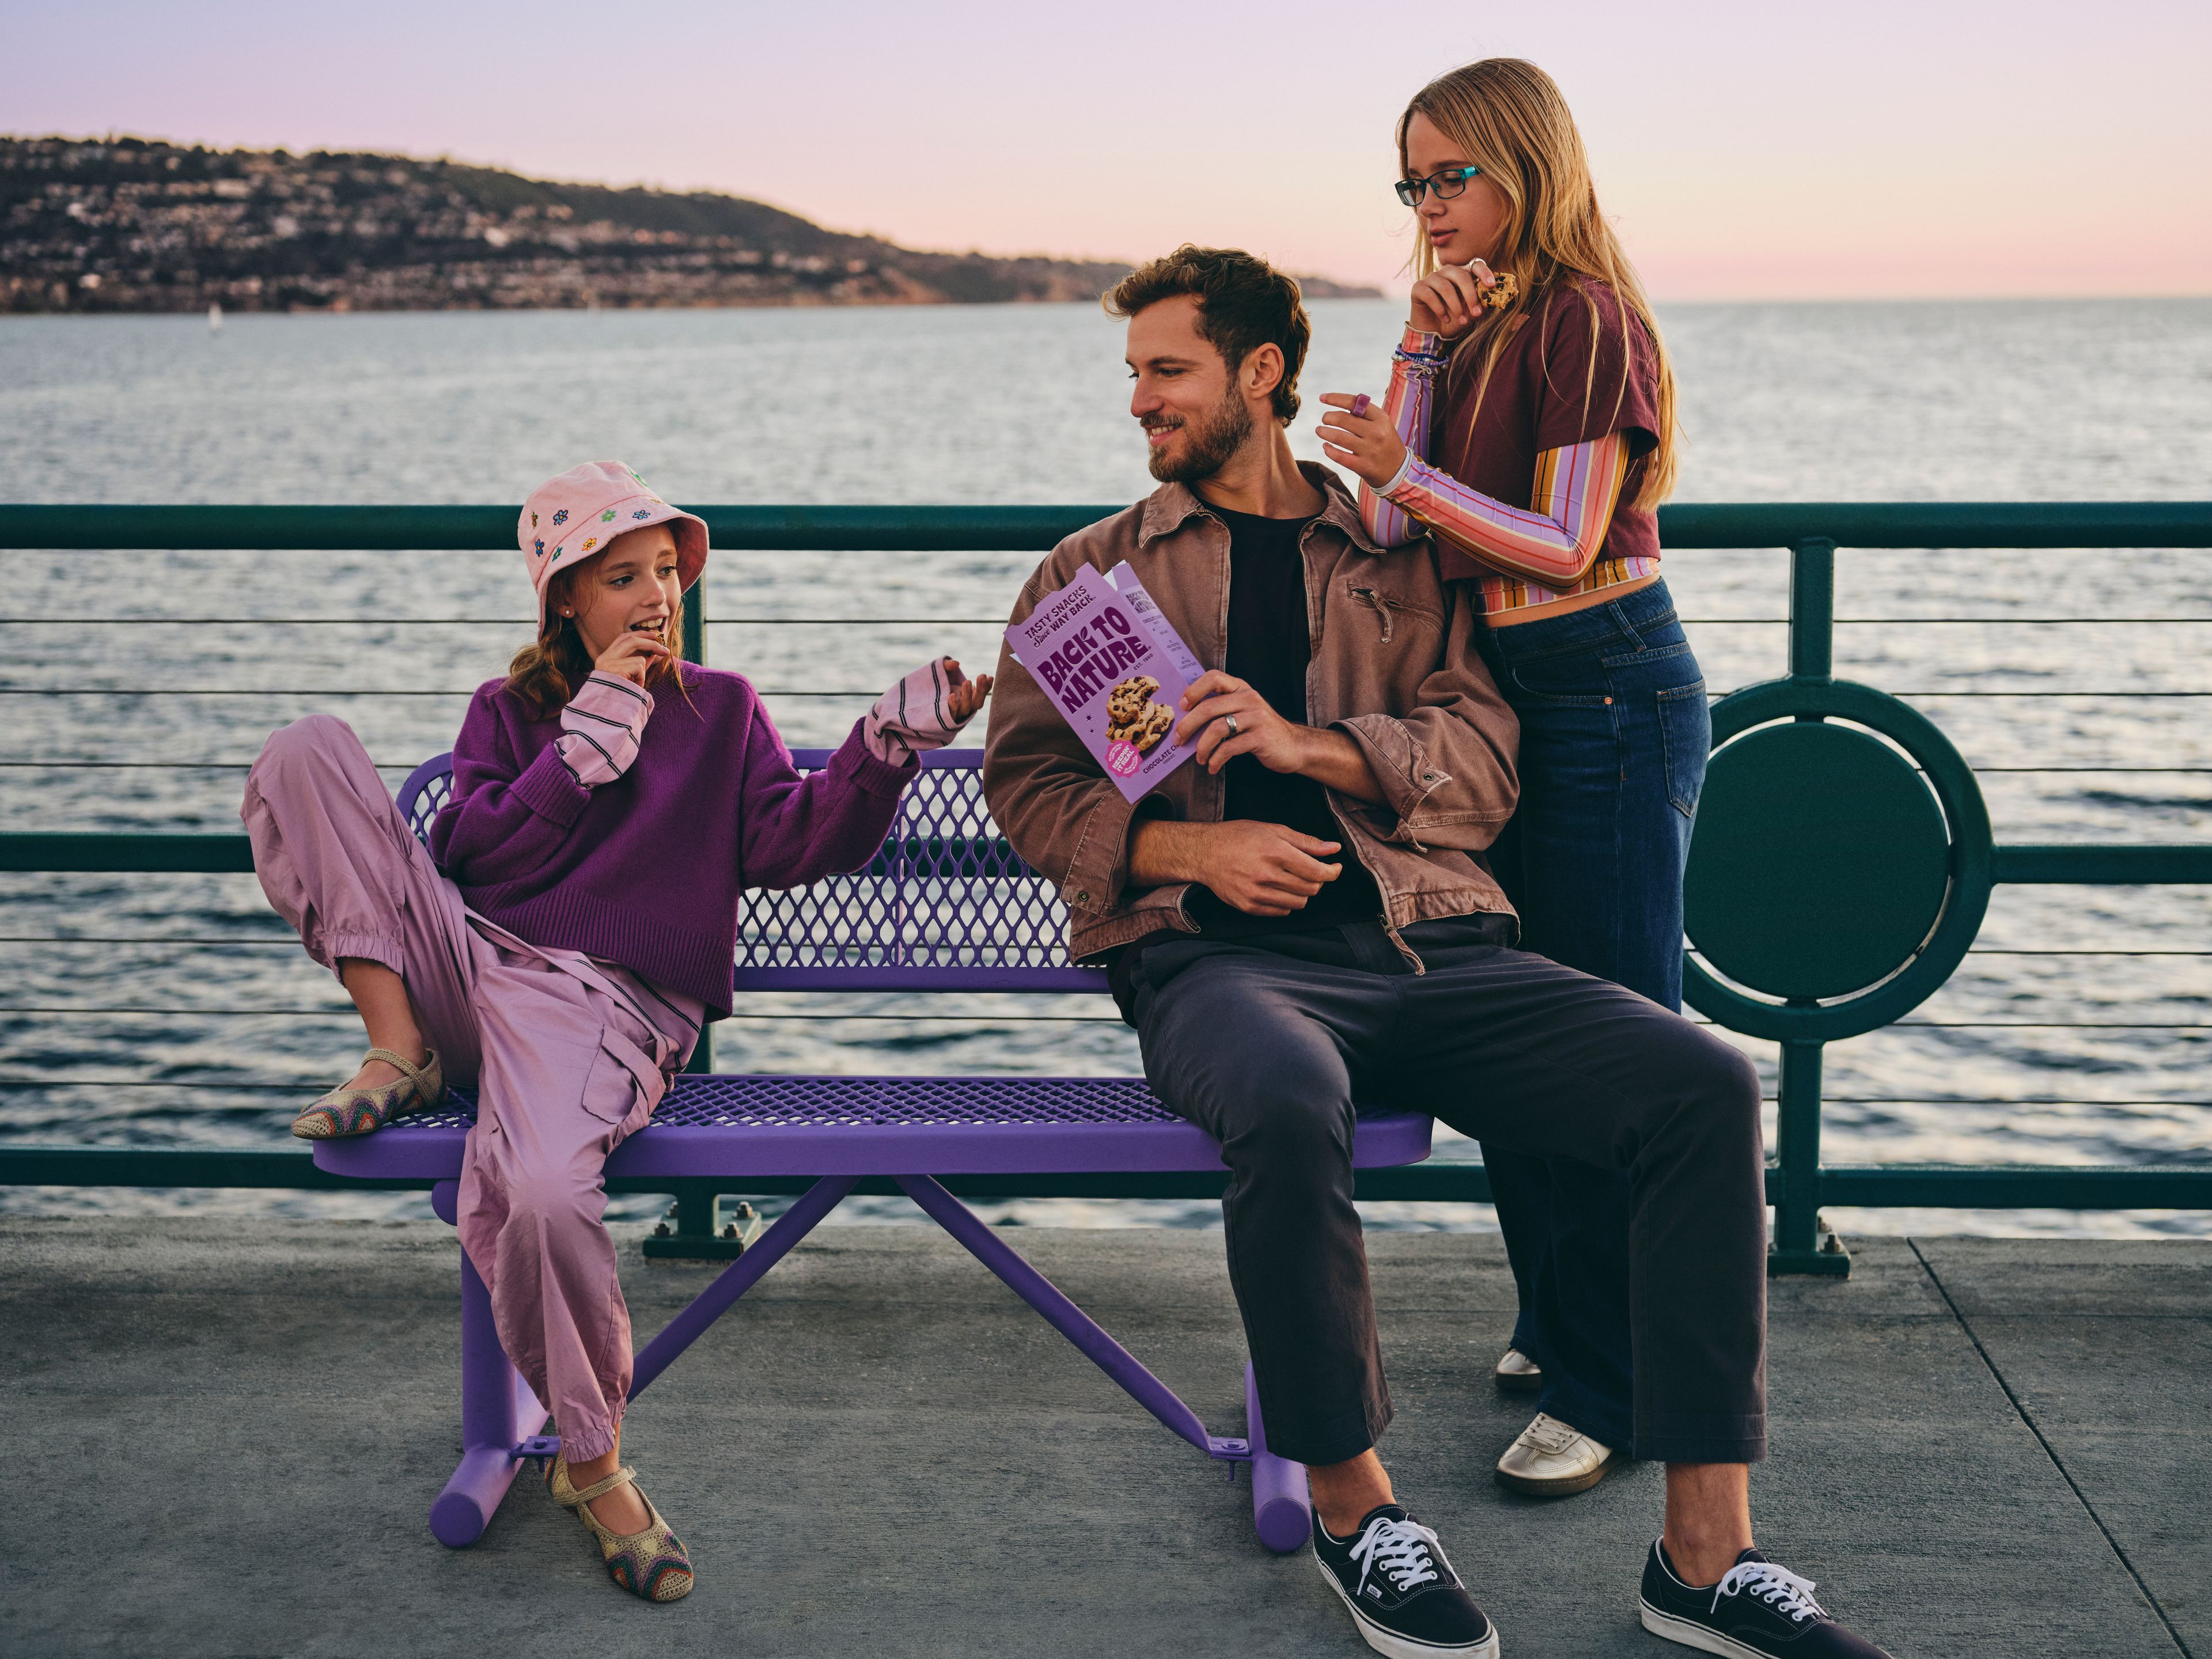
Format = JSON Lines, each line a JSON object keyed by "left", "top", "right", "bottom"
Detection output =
{"left": 3, "top": 501, "right": 2210, "bottom": 1267}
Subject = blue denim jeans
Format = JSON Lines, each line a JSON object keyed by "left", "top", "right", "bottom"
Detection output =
{"left": 1475, "top": 577, "right": 1710, "bottom": 1456}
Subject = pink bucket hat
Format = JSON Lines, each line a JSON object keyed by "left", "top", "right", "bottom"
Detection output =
{"left": 517, "top": 461, "right": 709, "bottom": 632}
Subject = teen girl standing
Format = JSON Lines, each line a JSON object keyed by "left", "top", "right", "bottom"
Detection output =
{"left": 242, "top": 460, "right": 987, "bottom": 1602}
{"left": 1320, "top": 59, "right": 1708, "bottom": 1506}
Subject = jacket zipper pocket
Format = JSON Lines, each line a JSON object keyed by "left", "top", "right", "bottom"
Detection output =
{"left": 1350, "top": 585, "right": 1399, "bottom": 643}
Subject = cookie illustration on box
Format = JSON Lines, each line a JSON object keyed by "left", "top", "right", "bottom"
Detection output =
{"left": 1106, "top": 674, "right": 1160, "bottom": 729}
{"left": 1108, "top": 696, "right": 1175, "bottom": 754}
{"left": 1106, "top": 676, "right": 1173, "bottom": 752}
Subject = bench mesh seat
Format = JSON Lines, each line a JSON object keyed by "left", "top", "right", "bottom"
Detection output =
{"left": 325, "top": 1074, "right": 1429, "bottom": 1179}
{"left": 383, "top": 1074, "right": 1184, "bottom": 1132}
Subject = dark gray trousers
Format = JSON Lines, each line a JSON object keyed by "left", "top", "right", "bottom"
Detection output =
{"left": 1128, "top": 916, "right": 1767, "bottom": 1470}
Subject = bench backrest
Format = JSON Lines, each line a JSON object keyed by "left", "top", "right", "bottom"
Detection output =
{"left": 397, "top": 749, "right": 1107, "bottom": 993}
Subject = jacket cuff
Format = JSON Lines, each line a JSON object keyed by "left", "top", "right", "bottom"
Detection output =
{"left": 510, "top": 741, "right": 592, "bottom": 829}
{"left": 829, "top": 717, "right": 921, "bottom": 797}
{"left": 1396, "top": 326, "right": 1445, "bottom": 360}
{"left": 1060, "top": 787, "right": 1144, "bottom": 914}
{"left": 1335, "top": 714, "right": 1450, "bottom": 836}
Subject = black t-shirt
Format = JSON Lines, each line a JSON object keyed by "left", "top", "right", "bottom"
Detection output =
{"left": 1183, "top": 505, "right": 1381, "bottom": 938}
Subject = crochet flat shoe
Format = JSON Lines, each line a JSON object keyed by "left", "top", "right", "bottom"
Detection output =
{"left": 290, "top": 1047, "right": 444, "bottom": 1140}
{"left": 543, "top": 1450, "right": 588, "bottom": 1508}
{"left": 558, "top": 1463, "right": 694, "bottom": 1603}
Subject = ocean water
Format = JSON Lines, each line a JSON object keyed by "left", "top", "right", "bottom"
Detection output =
{"left": 1, "top": 297, "right": 2207, "bottom": 1236}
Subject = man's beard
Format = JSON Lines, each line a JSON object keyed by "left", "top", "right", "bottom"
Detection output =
{"left": 1145, "top": 384, "right": 1253, "bottom": 484}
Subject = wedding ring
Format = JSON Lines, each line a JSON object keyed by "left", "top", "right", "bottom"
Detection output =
{"left": 1224, "top": 714, "right": 1240, "bottom": 737}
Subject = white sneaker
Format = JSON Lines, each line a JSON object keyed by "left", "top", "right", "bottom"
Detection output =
{"left": 1492, "top": 1346, "right": 1543, "bottom": 1395}
{"left": 1495, "top": 1411, "right": 1618, "bottom": 1497}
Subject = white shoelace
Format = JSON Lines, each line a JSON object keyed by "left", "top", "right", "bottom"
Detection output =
{"left": 1518, "top": 1414, "right": 1582, "bottom": 1455}
{"left": 1712, "top": 1559, "right": 1828, "bottom": 1624}
{"left": 1349, "top": 1516, "right": 1446, "bottom": 1599}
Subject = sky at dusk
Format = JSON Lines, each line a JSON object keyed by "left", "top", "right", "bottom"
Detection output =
{"left": 8, "top": 0, "right": 2209, "bottom": 301}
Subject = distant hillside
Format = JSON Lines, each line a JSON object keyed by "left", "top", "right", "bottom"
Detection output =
{"left": 1, "top": 136, "right": 1380, "bottom": 314}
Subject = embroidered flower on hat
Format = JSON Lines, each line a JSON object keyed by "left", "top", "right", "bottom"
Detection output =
{"left": 531, "top": 512, "right": 539, "bottom": 528}
{"left": 582, "top": 537, "right": 598, "bottom": 551}
{"left": 550, "top": 546, "right": 565, "bottom": 562}
{"left": 600, "top": 509, "right": 617, "bottom": 522}
{"left": 533, "top": 538, "right": 545, "bottom": 556}
{"left": 552, "top": 509, "right": 569, "bottom": 525}
{"left": 632, "top": 509, "right": 650, "bottom": 519}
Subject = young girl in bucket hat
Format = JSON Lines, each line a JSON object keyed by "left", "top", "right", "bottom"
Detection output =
{"left": 241, "top": 460, "right": 988, "bottom": 1602}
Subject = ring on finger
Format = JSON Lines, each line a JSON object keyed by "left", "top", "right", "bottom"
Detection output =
{"left": 1224, "top": 714, "right": 1240, "bottom": 737}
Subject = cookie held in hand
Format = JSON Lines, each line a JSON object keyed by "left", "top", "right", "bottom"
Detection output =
{"left": 1475, "top": 270, "right": 1520, "bottom": 312}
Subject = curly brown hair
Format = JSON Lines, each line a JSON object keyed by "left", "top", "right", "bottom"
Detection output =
{"left": 1101, "top": 245, "right": 1310, "bottom": 425}
{"left": 503, "top": 560, "right": 691, "bottom": 720}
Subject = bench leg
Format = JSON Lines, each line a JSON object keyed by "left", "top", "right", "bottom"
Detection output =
{"left": 630, "top": 1175, "right": 859, "bottom": 1401}
{"left": 429, "top": 1221, "right": 548, "bottom": 1548}
{"left": 1244, "top": 1362, "right": 1312, "bottom": 1554}
{"left": 894, "top": 1174, "right": 1221, "bottom": 1455}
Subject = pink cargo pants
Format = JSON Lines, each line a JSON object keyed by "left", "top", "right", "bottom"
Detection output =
{"left": 242, "top": 714, "right": 703, "bottom": 1462}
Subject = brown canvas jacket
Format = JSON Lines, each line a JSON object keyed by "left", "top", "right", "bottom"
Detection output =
{"left": 983, "top": 463, "right": 1522, "bottom": 964}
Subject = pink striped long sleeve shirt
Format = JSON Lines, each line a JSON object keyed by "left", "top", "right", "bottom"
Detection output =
{"left": 1361, "top": 327, "right": 1642, "bottom": 613}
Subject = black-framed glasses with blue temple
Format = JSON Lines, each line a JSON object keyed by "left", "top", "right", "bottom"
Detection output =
{"left": 1395, "top": 165, "right": 1483, "bottom": 207}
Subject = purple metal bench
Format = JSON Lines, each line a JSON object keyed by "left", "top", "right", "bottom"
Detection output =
{"left": 315, "top": 749, "right": 1434, "bottom": 1554}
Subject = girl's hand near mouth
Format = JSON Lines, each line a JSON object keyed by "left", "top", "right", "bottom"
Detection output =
{"left": 593, "top": 624, "right": 672, "bottom": 686}
{"left": 1317, "top": 393, "right": 1411, "bottom": 491}
{"left": 1409, "top": 258, "right": 1501, "bottom": 339}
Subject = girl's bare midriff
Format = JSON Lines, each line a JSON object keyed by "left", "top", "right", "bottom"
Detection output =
{"left": 1484, "top": 569, "right": 1660, "bottom": 627}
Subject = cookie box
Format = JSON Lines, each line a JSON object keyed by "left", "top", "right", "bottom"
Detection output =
{"left": 1003, "top": 560, "right": 1204, "bottom": 804}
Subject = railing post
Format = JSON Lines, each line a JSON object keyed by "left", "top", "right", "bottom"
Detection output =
{"left": 1770, "top": 1036, "right": 1849, "bottom": 1275}
{"left": 681, "top": 573, "right": 706, "bottom": 669}
{"left": 1775, "top": 536, "right": 1846, "bottom": 1272}
{"left": 679, "top": 579, "right": 711, "bottom": 1079}
{"left": 681, "top": 1018, "right": 712, "bottom": 1075}
{"left": 1787, "top": 536, "right": 1835, "bottom": 685}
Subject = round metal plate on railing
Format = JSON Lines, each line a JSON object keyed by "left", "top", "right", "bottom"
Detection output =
{"left": 1683, "top": 679, "right": 1994, "bottom": 1043}
{"left": 1687, "top": 723, "right": 1948, "bottom": 998}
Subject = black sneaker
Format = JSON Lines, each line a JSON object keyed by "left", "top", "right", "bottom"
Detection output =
{"left": 1639, "top": 1540, "right": 1892, "bottom": 1657}
{"left": 1312, "top": 1503, "right": 1498, "bottom": 1658}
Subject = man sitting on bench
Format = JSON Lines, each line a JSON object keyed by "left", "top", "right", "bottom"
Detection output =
{"left": 983, "top": 245, "right": 1889, "bottom": 1659}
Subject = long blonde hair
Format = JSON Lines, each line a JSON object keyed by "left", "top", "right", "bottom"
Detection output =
{"left": 1399, "top": 58, "right": 1679, "bottom": 507}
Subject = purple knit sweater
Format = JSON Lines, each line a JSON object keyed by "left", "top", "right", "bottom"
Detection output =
{"left": 429, "top": 667, "right": 913, "bottom": 1018}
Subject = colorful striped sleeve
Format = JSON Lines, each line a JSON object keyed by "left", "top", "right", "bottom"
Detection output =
{"left": 555, "top": 671, "right": 654, "bottom": 787}
{"left": 1358, "top": 327, "right": 1447, "bottom": 549}
{"left": 1378, "top": 429, "right": 1632, "bottom": 588}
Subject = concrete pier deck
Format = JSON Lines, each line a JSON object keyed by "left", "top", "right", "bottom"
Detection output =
{"left": 4, "top": 1218, "right": 2204, "bottom": 1657}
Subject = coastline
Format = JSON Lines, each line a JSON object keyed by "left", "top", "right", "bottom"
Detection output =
{"left": 1, "top": 134, "right": 1382, "bottom": 316}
